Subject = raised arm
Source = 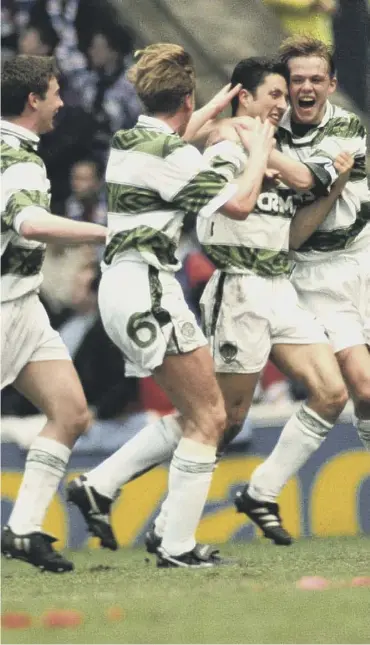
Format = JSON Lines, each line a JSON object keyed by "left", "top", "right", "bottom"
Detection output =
{"left": 219, "top": 119, "right": 276, "bottom": 220}
{"left": 289, "top": 151, "right": 354, "bottom": 250}
{"left": 182, "top": 83, "right": 242, "bottom": 144}
{"left": 217, "top": 117, "right": 316, "bottom": 191}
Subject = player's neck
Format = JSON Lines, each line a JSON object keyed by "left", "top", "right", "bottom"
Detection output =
{"left": 5, "top": 115, "right": 39, "bottom": 137}
{"left": 151, "top": 112, "right": 185, "bottom": 135}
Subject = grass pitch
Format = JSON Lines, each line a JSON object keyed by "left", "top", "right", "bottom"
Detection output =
{"left": 1, "top": 536, "right": 370, "bottom": 644}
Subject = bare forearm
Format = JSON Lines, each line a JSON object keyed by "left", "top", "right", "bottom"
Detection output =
{"left": 221, "top": 150, "right": 269, "bottom": 220}
{"left": 289, "top": 184, "right": 342, "bottom": 250}
{"left": 20, "top": 214, "right": 107, "bottom": 245}
{"left": 183, "top": 107, "right": 216, "bottom": 143}
{"left": 269, "top": 149, "right": 315, "bottom": 190}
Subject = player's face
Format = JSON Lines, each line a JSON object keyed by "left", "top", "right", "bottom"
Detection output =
{"left": 288, "top": 56, "right": 337, "bottom": 125}
{"left": 33, "top": 76, "right": 64, "bottom": 134}
{"left": 243, "top": 74, "right": 288, "bottom": 127}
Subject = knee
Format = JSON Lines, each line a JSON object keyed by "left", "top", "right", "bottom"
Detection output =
{"left": 51, "top": 398, "right": 92, "bottom": 440}
{"left": 70, "top": 404, "right": 92, "bottom": 436}
{"left": 314, "top": 381, "right": 348, "bottom": 419}
{"left": 352, "top": 376, "right": 370, "bottom": 407}
{"left": 196, "top": 400, "right": 227, "bottom": 444}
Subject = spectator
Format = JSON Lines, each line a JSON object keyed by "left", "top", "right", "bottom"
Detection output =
{"left": 263, "top": 0, "right": 337, "bottom": 46}
{"left": 1, "top": 0, "right": 37, "bottom": 61}
{"left": 66, "top": 159, "right": 106, "bottom": 225}
{"left": 46, "top": 0, "right": 142, "bottom": 160}
{"left": 18, "top": 18, "right": 58, "bottom": 56}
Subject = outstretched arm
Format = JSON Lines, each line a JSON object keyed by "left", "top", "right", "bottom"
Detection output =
{"left": 268, "top": 148, "right": 316, "bottom": 190}
{"left": 20, "top": 214, "right": 107, "bottom": 245}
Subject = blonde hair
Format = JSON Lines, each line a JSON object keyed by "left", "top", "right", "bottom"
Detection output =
{"left": 279, "top": 36, "right": 336, "bottom": 78}
{"left": 128, "top": 43, "right": 195, "bottom": 114}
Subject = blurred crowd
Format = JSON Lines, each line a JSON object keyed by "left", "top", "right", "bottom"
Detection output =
{"left": 1, "top": 0, "right": 366, "bottom": 449}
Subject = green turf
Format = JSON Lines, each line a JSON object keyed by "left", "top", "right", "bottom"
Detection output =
{"left": 1, "top": 536, "right": 370, "bottom": 644}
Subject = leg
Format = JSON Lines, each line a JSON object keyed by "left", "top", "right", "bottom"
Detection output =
{"left": 249, "top": 343, "right": 347, "bottom": 501}
{"left": 68, "top": 411, "right": 183, "bottom": 550}
{"left": 151, "top": 370, "right": 259, "bottom": 544}
{"left": 216, "top": 371, "right": 260, "bottom": 456}
{"left": 237, "top": 343, "right": 347, "bottom": 545}
{"left": 152, "top": 346, "right": 227, "bottom": 562}
{"left": 337, "top": 344, "right": 370, "bottom": 449}
{"left": 3, "top": 359, "right": 90, "bottom": 572}
{"left": 70, "top": 264, "right": 227, "bottom": 563}
{"left": 272, "top": 343, "right": 348, "bottom": 423}
{"left": 292, "top": 253, "right": 369, "bottom": 447}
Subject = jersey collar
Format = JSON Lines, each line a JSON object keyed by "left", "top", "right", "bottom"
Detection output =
{"left": 137, "top": 114, "right": 176, "bottom": 134}
{"left": 279, "top": 101, "right": 334, "bottom": 134}
{"left": 1, "top": 119, "right": 40, "bottom": 150}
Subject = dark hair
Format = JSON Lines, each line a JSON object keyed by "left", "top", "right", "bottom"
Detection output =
{"left": 279, "top": 36, "right": 336, "bottom": 79}
{"left": 1, "top": 55, "right": 59, "bottom": 118}
{"left": 89, "top": 27, "right": 133, "bottom": 58}
{"left": 230, "top": 57, "right": 289, "bottom": 116}
{"left": 24, "top": 21, "right": 59, "bottom": 53}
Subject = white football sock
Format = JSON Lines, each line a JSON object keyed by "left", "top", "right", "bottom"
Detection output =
{"left": 8, "top": 436, "right": 70, "bottom": 535}
{"left": 248, "top": 404, "right": 332, "bottom": 503}
{"left": 85, "top": 414, "right": 182, "bottom": 499}
{"left": 154, "top": 496, "right": 169, "bottom": 538}
{"left": 355, "top": 417, "right": 370, "bottom": 450}
{"left": 161, "top": 438, "right": 216, "bottom": 556}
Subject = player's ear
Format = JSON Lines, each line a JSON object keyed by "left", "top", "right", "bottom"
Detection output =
{"left": 328, "top": 76, "right": 337, "bottom": 96}
{"left": 184, "top": 92, "right": 195, "bottom": 112}
{"left": 238, "top": 88, "right": 253, "bottom": 111}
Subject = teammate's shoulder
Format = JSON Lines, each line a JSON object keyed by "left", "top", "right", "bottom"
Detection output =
{"left": 325, "top": 105, "right": 365, "bottom": 138}
{"left": 111, "top": 127, "right": 186, "bottom": 159}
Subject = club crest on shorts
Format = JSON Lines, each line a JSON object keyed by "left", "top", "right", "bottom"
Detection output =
{"left": 219, "top": 342, "right": 238, "bottom": 363}
{"left": 180, "top": 321, "right": 196, "bottom": 339}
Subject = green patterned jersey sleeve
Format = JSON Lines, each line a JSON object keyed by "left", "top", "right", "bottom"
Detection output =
{"left": 2, "top": 189, "right": 51, "bottom": 233}
{"left": 156, "top": 142, "right": 237, "bottom": 219}
{"left": 305, "top": 114, "right": 367, "bottom": 195}
{"left": 1, "top": 157, "right": 51, "bottom": 233}
{"left": 203, "top": 140, "right": 248, "bottom": 182}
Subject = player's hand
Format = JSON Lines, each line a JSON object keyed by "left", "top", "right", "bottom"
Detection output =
{"left": 264, "top": 168, "right": 282, "bottom": 186}
{"left": 204, "top": 83, "right": 242, "bottom": 120}
{"left": 235, "top": 117, "right": 275, "bottom": 156}
{"left": 334, "top": 151, "right": 354, "bottom": 175}
{"left": 332, "top": 151, "right": 354, "bottom": 192}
